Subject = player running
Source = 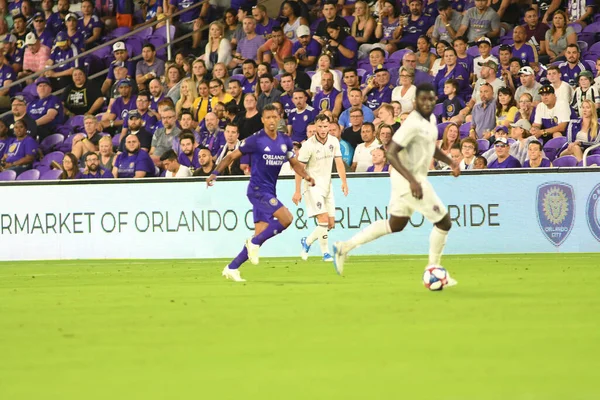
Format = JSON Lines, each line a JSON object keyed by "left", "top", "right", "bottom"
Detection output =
{"left": 207, "top": 105, "right": 315, "bottom": 282}
{"left": 333, "top": 83, "right": 460, "bottom": 285}
{"left": 292, "top": 114, "right": 348, "bottom": 262}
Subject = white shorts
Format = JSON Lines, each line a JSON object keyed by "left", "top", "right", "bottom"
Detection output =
{"left": 304, "top": 187, "right": 335, "bottom": 218}
{"left": 388, "top": 178, "right": 447, "bottom": 223}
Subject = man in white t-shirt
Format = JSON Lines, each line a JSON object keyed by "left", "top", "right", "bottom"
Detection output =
{"left": 531, "top": 84, "right": 571, "bottom": 141}
{"left": 293, "top": 114, "right": 349, "bottom": 262}
{"left": 333, "top": 83, "right": 460, "bottom": 287}
{"left": 473, "top": 37, "right": 499, "bottom": 80}
{"left": 161, "top": 150, "right": 192, "bottom": 178}
{"left": 351, "top": 122, "right": 381, "bottom": 172}
{"left": 546, "top": 65, "right": 574, "bottom": 105}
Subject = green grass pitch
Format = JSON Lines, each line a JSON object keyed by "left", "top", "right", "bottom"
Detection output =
{"left": 0, "top": 254, "right": 598, "bottom": 400}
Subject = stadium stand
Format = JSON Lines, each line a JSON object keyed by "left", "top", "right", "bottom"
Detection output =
{"left": 0, "top": 0, "right": 600, "bottom": 180}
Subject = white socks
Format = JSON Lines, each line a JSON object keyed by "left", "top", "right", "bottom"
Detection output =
{"left": 307, "top": 223, "right": 329, "bottom": 255}
{"left": 344, "top": 219, "right": 392, "bottom": 252}
{"left": 429, "top": 226, "right": 449, "bottom": 265}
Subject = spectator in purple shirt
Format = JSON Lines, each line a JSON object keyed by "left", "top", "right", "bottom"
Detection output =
{"left": 113, "top": 134, "right": 156, "bottom": 179}
{"left": 31, "top": 12, "right": 54, "bottom": 49}
{"left": 102, "top": 79, "right": 137, "bottom": 131}
{"left": 366, "top": 147, "right": 390, "bottom": 172}
{"left": 523, "top": 140, "right": 551, "bottom": 168}
{"left": 1, "top": 119, "right": 38, "bottom": 175}
{"left": 177, "top": 130, "right": 201, "bottom": 172}
{"left": 312, "top": 71, "right": 340, "bottom": 113}
{"left": 46, "top": 0, "right": 70, "bottom": 35}
{"left": 325, "top": 21, "right": 357, "bottom": 68}
{"left": 0, "top": 120, "right": 13, "bottom": 160}
{"left": 240, "top": 59, "right": 259, "bottom": 94}
{"left": 44, "top": 31, "right": 79, "bottom": 90}
{"left": 199, "top": 112, "right": 226, "bottom": 157}
{"left": 79, "top": 0, "right": 103, "bottom": 49}
{"left": 287, "top": 89, "right": 317, "bottom": 142}
{"left": 77, "top": 152, "right": 114, "bottom": 179}
{"left": 292, "top": 25, "right": 321, "bottom": 71}
{"left": 229, "top": 16, "right": 265, "bottom": 72}
{"left": 397, "top": 0, "right": 434, "bottom": 50}
{"left": 487, "top": 137, "right": 522, "bottom": 168}
{"left": 27, "top": 77, "right": 64, "bottom": 140}
{"left": 62, "top": 13, "right": 85, "bottom": 52}
{"left": 252, "top": 4, "right": 279, "bottom": 39}
{"left": 102, "top": 42, "right": 136, "bottom": 95}
{"left": 559, "top": 44, "right": 589, "bottom": 87}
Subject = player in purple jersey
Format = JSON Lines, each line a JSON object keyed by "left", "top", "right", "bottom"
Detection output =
{"left": 207, "top": 105, "right": 315, "bottom": 282}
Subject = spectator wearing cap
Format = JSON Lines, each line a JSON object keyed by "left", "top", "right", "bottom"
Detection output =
{"left": 559, "top": 44, "right": 589, "bottom": 88}
{"left": 282, "top": 56, "right": 311, "bottom": 91}
{"left": 71, "top": 114, "right": 103, "bottom": 160}
{"left": 0, "top": 119, "right": 38, "bottom": 175}
{"left": 46, "top": 0, "right": 70, "bottom": 35}
{"left": 3, "top": 34, "right": 24, "bottom": 74}
{"left": 509, "top": 118, "right": 542, "bottom": 165}
{"left": 468, "top": 82, "right": 496, "bottom": 139}
{"left": 121, "top": 91, "right": 159, "bottom": 137}
{"left": 514, "top": 66, "right": 542, "bottom": 105}
{"left": 102, "top": 41, "right": 137, "bottom": 96}
{"left": 62, "top": 67, "right": 104, "bottom": 117}
{"left": 27, "top": 77, "right": 65, "bottom": 140}
{"left": 432, "top": 0, "right": 462, "bottom": 45}
{"left": 455, "top": 0, "right": 501, "bottom": 44}
{"left": 530, "top": 84, "right": 571, "bottom": 141}
{"left": 468, "top": 60, "right": 504, "bottom": 106}
{"left": 77, "top": 152, "right": 114, "bottom": 179}
{"left": 2, "top": 95, "right": 37, "bottom": 138}
{"left": 512, "top": 25, "right": 538, "bottom": 70}
{"left": 487, "top": 137, "right": 521, "bottom": 168}
{"left": 102, "top": 79, "right": 137, "bottom": 131}
{"left": 257, "top": 26, "right": 292, "bottom": 72}
{"left": 396, "top": 0, "right": 434, "bottom": 50}
{"left": 79, "top": 0, "right": 102, "bottom": 49}
{"left": 252, "top": 4, "right": 280, "bottom": 40}
{"left": 545, "top": 10, "right": 576, "bottom": 63}
{"left": 433, "top": 47, "right": 470, "bottom": 102}
{"left": 522, "top": 8, "right": 548, "bottom": 60}
{"left": 324, "top": 21, "right": 358, "bottom": 68}
{"left": 21, "top": 32, "right": 50, "bottom": 81}
{"left": 136, "top": 43, "right": 166, "bottom": 90}
{"left": 473, "top": 37, "right": 498, "bottom": 80}
{"left": 561, "top": 99, "right": 600, "bottom": 162}
{"left": 363, "top": 65, "right": 393, "bottom": 114}
{"left": 292, "top": 25, "right": 321, "bottom": 71}
{"left": 44, "top": 31, "right": 79, "bottom": 90}
{"left": 314, "top": 0, "right": 350, "bottom": 44}
{"left": 0, "top": 55, "right": 16, "bottom": 110}
{"left": 546, "top": 65, "right": 574, "bottom": 105}
{"left": 30, "top": 12, "right": 54, "bottom": 49}
{"left": 61, "top": 12, "right": 85, "bottom": 52}
{"left": 571, "top": 71, "right": 600, "bottom": 116}
{"left": 312, "top": 71, "right": 339, "bottom": 113}
{"left": 12, "top": 14, "right": 28, "bottom": 50}
{"left": 0, "top": 119, "right": 12, "bottom": 161}
{"left": 119, "top": 110, "right": 153, "bottom": 153}
{"left": 229, "top": 16, "right": 265, "bottom": 71}
{"left": 113, "top": 134, "right": 156, "bottom": 178}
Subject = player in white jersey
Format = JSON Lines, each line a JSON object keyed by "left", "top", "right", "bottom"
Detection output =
{"left": 333, "top": 83, "right": 460, "bottom": 284}
{"left": 293, "top": 114, "right": 349, "bottom": 261}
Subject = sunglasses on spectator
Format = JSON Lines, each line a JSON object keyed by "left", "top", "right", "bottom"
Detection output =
{"left": 495, "top": 144, "right": 509, "bottom": 148}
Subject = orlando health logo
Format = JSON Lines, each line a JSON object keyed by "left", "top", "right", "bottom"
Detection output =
{"left": 536, "top": 182, "right": 575, "bottom": 246}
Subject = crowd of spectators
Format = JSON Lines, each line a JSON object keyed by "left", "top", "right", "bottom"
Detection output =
{"left": 0, "top": 0, "right": 600, "bottom": 182}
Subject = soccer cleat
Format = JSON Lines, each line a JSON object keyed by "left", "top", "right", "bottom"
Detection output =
{"left": 222, "top": 266, "right": 246, "bottom": 282}
{"left": 446, "top": 274, "right": 458, "bottom": 287}
{"left": 323, "top": 253, "right": 333, "bottom": 262}
{"left": 300, "top": 237, "right": 311, "bottom": 261}
{"left": 246, "top": 238, "right": 260, "bottom": 265}
{"left": 332, "top": 242, "right": 346, "bottom": 275}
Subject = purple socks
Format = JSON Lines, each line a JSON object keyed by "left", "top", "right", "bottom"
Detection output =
{"left": 251, "top": 220, "right": 286, "bottom": 246}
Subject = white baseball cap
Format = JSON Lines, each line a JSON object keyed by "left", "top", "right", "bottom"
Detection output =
{"left": 25, "top": 32, "right": 38, "bottom": 46}
{"left": 113, "top": 41, "right": 126, "bottom": 52}
{"left": 296, "top": 25, "right": 310, "bottom": 38}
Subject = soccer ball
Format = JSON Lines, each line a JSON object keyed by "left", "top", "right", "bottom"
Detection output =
{"left": 423, "top": 266, "right": 448, "bottom": 291}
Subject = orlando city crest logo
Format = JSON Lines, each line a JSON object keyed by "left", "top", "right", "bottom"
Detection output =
{"left": 586, "top": 183, "right": 600, "bottom": 242}
{"left": 536, "top": 182, "right": 575, "bottom": 246}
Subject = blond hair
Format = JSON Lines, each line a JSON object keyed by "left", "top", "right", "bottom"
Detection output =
{"left": 582, "top": 99, "right": 598, "bottom": 141}
{"left": 176, "top": 78, "right": 199, "bottom": 118}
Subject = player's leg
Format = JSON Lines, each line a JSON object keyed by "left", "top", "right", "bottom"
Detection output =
{"left": 245, "top": 205, "right": 293, "bottom": 264}
{"left": 300, "top": 189, "right": 327, "bottom": 260}
{"left": 304, "top": 213, "right": 330, "bottom": 260}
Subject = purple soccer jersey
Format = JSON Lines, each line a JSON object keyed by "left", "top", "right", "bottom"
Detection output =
{"left": 123, "top": 110, "right": 158, "bottom": 131}
{"left": 199, "top": 129, "right": 226, "bottom": 156}
{"left": 178, "top": 147, "right": 201, "bottom": 170}
{"left": 239, "top": 129, "right": 295, "bottom": 222}
{"left": 288, "top": 105, "right": 317, "bottom": 142}
{"left": 457, "top": 55, "right": 474, "bottom": 75}
{"left": 0, "top": 137, "right": 14, "bottom": 159}
{"left": 292, "top": 38, "right": 321, "bottom": 64}
{"left": 366, "top": 85, "right": 393, "bottom": 111}
{"left": 107, "top": 60, "right": 137, "bottom": 80}
{"left": 50, "top": 45, "right": 79, "bottom": 72}
{"left": 255, "top": 18, "right": 279, "bottom": 39}
{"left": 114, "top": 150, "right": 156, "bottom": 178}
{"left": 559, "top": 62, "right": 589, "bottom": 87}
{"left": 61, "top": 30, "right": 86, "bottom": 52}
{"left": 27, "top": 95, "right": 64, "bottom": 128}
{"left": 400, "top": 14, "right": 434, "bottom": 47}
{"left": 170, "top": 0, "right": 200, "bottom": 23}
{"left": 5, "top": 136, "right": 38, "bottom": 164}
{"left": 78, "top": 15, "right": 103, "bottom": 41}
{"left": 0, "top": 64, "right": 17, "bottom": 96}
{"left": 313, "top": 88, "right": 340, "bottom": 113}
{"left": 46, "top": 12, "right": 65, "bottom": 35}
{"left": 77, "top": 167, "right": 114, "bottom": 179}
{"left": 241, "top": 76, "right": 258, "bottom": 94}
{"left": 524, "top": 158, "right": 551, "bottom": 168}
{"left": 512, "top": 43, "right": 538, "bottom": 67}
{"left": 279, "top": 93, "right": 295, "bottom": 116}
{"left": 111, "top": 95, "right": 138, "bottom": 122}
{"left": 488, "top": 155, "right": 522, "bottom": 169}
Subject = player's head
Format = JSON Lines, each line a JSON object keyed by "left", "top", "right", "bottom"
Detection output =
{"left": 262, "top": 104, "right": 280, "bottom": 133}
{"left": 314, "top": 114, "right": 331, "bottom": 140}
{"left": 414, "top": 83, "right": 436, "bottom": 119}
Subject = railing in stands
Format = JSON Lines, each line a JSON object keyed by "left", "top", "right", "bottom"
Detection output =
{"left": 582, "top": 143, "right": 600, "bottom": 167}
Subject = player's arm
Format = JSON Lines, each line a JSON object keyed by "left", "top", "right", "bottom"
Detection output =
{"left": 385, "top": 141, "right": 424, "bottom": 199}
{"left": 206, "top": 149, "right": 243, "bottom": 186}
{"left": 292, "top": 161, "right": 305, "bottom": 205}
{"left": 334, "top": 157, "right": 349, "bottom": 196}
{"left": 289, "top": 157, "right": 315, "bottom": 186}
{"left": 433, "top": 146, "right": 460, "bottom": 177}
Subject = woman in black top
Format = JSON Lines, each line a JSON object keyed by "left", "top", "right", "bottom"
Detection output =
{"left": 236, "top": 93, "right": 262, "bottom": 140}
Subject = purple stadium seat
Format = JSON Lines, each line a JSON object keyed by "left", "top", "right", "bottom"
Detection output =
{"left": 40, "top": 133, "right": 65, "bottom": 154}
{"left": 126, "top": 37, "right": 143, "bottom": 57}
{"left": 23, "top": 82, "right": 39, "bottom": 100}
{"left": 477, "top": 139, "right": 490, "bottom": 154}
{"left": 83, "top": 54, "right": 106, "bottom": 75}
{"left": 16, "top": 169, "right": 40, "bottom": 181}
{"left": 466, "top": 46, "right": 480, "bottom": 58}
{"left": 491, "top": 45, "right": 500, "bottom": 58}
{"left": 54, "top": 125, "right": 73, "bottom": 138}
{"left": 543, "top": 137, "right": 568, "bottom": 161}
{"left": 552, "top": 155, "right": 578, "bottom": 167}
{"left": 132, "top": 26, "right": 153, "bottom": 40}
{"left": 0, "top": 170, "right": 17, "bottom": 181}
{"left": 112, "top": 133, "right": 121, "bottom": 149}
{"left": 147, "top": 35, "right": 167, "bottom": 59}
{"left": 579, "top": 154, "right": 600, "bottom": 166}
{"left": 154, "top": 24, "right": 175, "bottom": 40}
{"left": 582, "top": 22, "right": 600, "bottom": 33}
{"left": 389, "top": 49, "right": 410, "bottom": 62}
{"left": 357, "top": 68, "right": 366, "bottom": 79}
{"left": 231, "top": 74, "right": 244, "bottom": 82}
{"left": 433, "top": 103, "right": 443, "bottom": 122}
{"left": 588, "top": 42, "right": 600, "bottom": 54}
{"left": 58, "top": 134, "right": 75, "bottom": 153}
{"left": 36, "top": 151, "right": 65, "bottom": 169}
{"left": 459, "top": 122, "right": 472, "bottom": 138}
{"left": 437, "top": 122, "right": 450, "bottom": 140}
{"left": 343, "top": 16, "right": 355, "bottom": 26}
{"left": 578, "top": 41, "right": 588, "bottom": 53}
{"left": 39, "top": 169, "right": 63, "bottom": 180}
{"left": 109, "top": 26, "right": 131, "bottom": 38}
{"left": 66, "top": 115, "right": 85, "bottom": 132}
{"left": 499, "top": 37, "right": 514, "bottom": 46}
{"left": 569, "top": 23, "right": 583, "bottom": 34}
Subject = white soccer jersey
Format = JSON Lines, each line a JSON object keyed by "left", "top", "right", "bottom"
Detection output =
{"left": 390, "top": 110, "right": 438, "bottom": 194}
{"left": 298, "top": 134, "right": 342, "bottom": 193}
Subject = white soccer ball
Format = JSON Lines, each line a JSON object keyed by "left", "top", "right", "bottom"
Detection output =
{"left": 422, "top": 265, "right": 448, "bottom": 291}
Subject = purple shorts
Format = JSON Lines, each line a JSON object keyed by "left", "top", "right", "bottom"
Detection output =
{"left": 247, "top": 192, "right": 284, "bottom": 224}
